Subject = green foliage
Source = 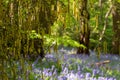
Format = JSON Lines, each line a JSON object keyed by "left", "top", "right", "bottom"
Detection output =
{"left": 44, "top": 34, "right": 86, "bottom": 49}
{"left": 116, "top": 0, "right": 120, "bottom": 3}
{"left": 1, "top": 0, "right": 115, "bottom": 55}
{"left": 83, "top": 67, "right": 92, "bottom": 73}
{"left": 88, "top": 0, "right": 113, "bottom": 51}
{"left": 29, "top": 30, "right": 42, "bottom": 39}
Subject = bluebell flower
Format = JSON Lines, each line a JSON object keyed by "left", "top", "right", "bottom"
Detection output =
{"left": 108, "top": 77, "right": 116, "bottom": 80}
{"left": 43, "top": 68, "right": 51, "bottom": 76}
{"left": 62, "top": 76, "right": 67, "bottom": 80}
{"left": 76, "top": 71, "right": 81, "bottom": 76}
{"left": 92, "top": 69, "right": 99, "bottom": 76}
{"left": 58, "top": 76, "right": 67, "bottom": 80}
{"left": 98, "top": 77, "right": 106, "bottom": 80}
{"left": 48, "top": 71, "right": 52, "bottom": 76}
{"left": 63, "top": 67, "right": 68, "bottom": 74}
{"left": 92, "top": 77, "right": 97, "bottom": 80}
{"left": 85, "top": 72, "right": 91, "bottom": 78}
{"left": 68, "top": 72, "right": 77, "bottom": 80}
{"left": 80, "top": 74, "right": 84, "bottom": 78}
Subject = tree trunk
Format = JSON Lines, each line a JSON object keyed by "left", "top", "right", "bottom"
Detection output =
{"left": 77, "top": 0, "right": 90, "bottom": 55}
{"left": 112, "top": 1, "right": 120, "bottom": 55}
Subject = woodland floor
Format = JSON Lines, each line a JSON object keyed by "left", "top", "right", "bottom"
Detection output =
{"left": 31, "top": 47, "right": 120, "bottom": 80}
{"left": 2, "top": 47, "right": 120, "bottom": 80}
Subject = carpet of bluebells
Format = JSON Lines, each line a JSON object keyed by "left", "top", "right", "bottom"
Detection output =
{"left": 5, "top": 48, "right": 120, "bottom": 80}
{"left": 29, "top": 48, "right": 120, "bottom": 80}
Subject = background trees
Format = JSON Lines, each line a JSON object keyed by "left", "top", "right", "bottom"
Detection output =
{"left": 112, "top": 0, "right": 120, "bottom": 54}
{"left": 0, "top": 0, "right": 120, "bottom": 60}
{"left": 0, "top": 0, "right": 58, "bottom": 59}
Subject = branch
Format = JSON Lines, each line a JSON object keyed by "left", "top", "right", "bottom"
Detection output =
{"left": 99, "top": 5, "right": 113, "bottom": 41}
{"left": 95, "top": 60, "right": 110, "bottom": 67}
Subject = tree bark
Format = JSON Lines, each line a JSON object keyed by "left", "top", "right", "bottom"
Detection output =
{"left": 112, "top": 1, "right": 120, "bottom": 55}
{"left": 77, "top": 0, "right": 90, "bottom": 55}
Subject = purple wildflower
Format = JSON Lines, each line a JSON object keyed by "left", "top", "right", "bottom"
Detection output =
{"left": 98, "top": 77, "right": 106, "bottom": 80}
{"left": 92, "top": 69, "right": 99, "bottom": 76}
{"left": 62, "top": 67, "right": 68, "bottom": 74}
{"left": 80, "top": 74, "right": 84, "bottom": 78}
{"left": 85, "top": 72, "right": 91, "bottom": 78}
{"left": 108, "top": 77, "right": 116, "bottom": 80}
{"left": 58, "top": 76, "right": 67, "bottom": 80}
{"left": 77, "top": 71, "right": 81, "bottom": 75}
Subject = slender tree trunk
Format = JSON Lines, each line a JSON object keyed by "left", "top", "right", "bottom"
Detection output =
{"left": 112, "top": 1, "right": 120, "bottom": 55}
{"left": 77, "top": 0, "right": 90, "bottom": 55}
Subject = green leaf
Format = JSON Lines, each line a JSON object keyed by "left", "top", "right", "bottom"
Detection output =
{"left": 117, "top": 0, "right": 120, "bottom": 3}
{"left": 29, "top": 30, "right": 42, "bottom": 39}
